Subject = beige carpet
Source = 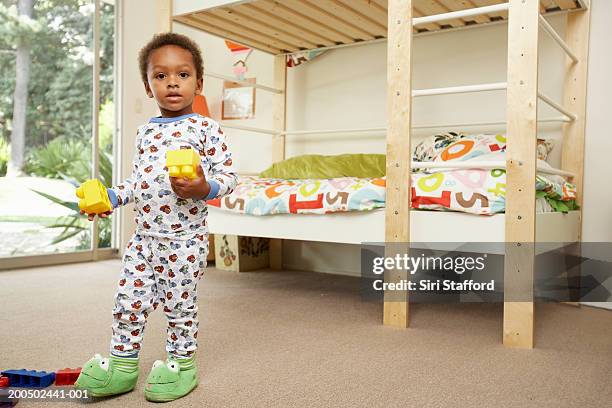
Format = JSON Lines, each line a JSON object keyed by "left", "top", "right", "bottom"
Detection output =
{"left": 0, "top": 260, "right": 611, "bottom": 408}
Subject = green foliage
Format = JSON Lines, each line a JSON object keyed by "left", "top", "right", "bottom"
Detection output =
{"left": 25, "top": 100, "right": 114, "bottom": 184}
{"left": 24, "top": 135, "right": 89, "bottom": 179}
{"left": 0, "top": 2, "right": 42, "bottom": 45}
{"left": 99, "top": 101, "right": 113, "bottom": 154}
{"left": 27, "top": 100, "right": 115, "bottom": 249}
{"left": 2, "top": 0, "right": 117, "bottom": 250}
{"left": 0, "top": 137, "right": 8, "bottom": 176}
{"left": 30, "top": 140, "right": 114, "bottom": 248}
{"left": 0, "top": 0, "right": 115, "bottom": 148}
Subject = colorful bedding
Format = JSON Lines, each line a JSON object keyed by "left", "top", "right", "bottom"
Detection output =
{"left": 207, "top": 152, "right": 577, "bottom": 216}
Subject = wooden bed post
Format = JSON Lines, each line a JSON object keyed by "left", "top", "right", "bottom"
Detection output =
{"left": 561, "top": 5, "right": 591, "bottom": 308}
{"left": 503, "top": 0, "right": 540, "bottom": 349}
{"left": 383, "top": 0, "right": 412, "bottom": 328}
{"left": 269, "top": 54, "right": 287, "bottom": 270}
{"left": 561, "top": 7, "right": 591, "bottom": 229}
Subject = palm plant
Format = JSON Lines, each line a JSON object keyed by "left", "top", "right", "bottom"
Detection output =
{"left": 31, "top": 147, "right": 114, "bottom": 249}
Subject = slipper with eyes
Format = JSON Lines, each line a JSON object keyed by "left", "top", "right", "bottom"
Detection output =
{"left": 144, "top": 356, "right": 198, "bottom": 402}
{"left": 74, "top": 354, "right": 139, "bottom": 397}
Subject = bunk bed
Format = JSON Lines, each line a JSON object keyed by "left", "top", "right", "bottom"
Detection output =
{"left": 169, "top": 0, "right": 591, "bottom": 349}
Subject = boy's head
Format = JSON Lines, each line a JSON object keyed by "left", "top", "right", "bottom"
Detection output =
{"left": 138, "top": 33, "right": 204, "bottom": 117}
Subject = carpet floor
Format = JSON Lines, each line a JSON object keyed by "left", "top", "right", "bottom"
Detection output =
{"left": 0, "top": 259, "right": 611, "bottom": 407}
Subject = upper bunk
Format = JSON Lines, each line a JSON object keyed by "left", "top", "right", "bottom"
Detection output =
{"left": 172, "top": 0, "right": 588, "bottom": 55}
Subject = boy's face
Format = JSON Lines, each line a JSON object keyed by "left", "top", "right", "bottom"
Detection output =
{"left": 144, "top": 45, "right": 203, "bottom": 118}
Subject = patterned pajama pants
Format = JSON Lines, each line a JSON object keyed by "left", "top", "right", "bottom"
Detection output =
{"left": 110, "top": 233, "right": 209, "bottom": 358}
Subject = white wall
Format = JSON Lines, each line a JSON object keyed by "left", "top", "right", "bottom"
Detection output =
{"left": 582, "top": 0, "right": 612, "bottom": 242}
{"left": 117, "top": 0, "right": 172, "bottom": 249}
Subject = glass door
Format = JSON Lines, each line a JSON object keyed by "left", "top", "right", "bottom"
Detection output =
{"left": 0, "top": 0, "right": 117, "bottom": 267}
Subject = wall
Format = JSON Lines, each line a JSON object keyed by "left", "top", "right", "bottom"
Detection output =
{"left": 116, "top": 0, "right": 172, "bottom": 249}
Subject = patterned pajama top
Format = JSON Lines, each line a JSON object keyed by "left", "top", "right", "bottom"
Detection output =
{"left": 110, "top": 113, "right": 238, "bottom": 240}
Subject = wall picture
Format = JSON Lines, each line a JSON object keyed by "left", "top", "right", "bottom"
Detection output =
{"left": 222, "top": 78, "right": 256, "bottom": 120}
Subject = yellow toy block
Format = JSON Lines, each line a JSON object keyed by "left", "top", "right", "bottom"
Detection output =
{"left": 166, "top": 149, "right": 201, "bottom": 179}
{"left": 76, "top": 179, "right": 112, "bottom": 214}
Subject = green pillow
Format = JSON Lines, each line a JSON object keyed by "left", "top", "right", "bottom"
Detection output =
{"left": 259, "top": 154, "right": 386, "bottom": 179}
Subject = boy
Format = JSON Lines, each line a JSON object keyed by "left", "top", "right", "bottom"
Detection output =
{"left": 74, "top": 32, "right": 237, "bottom": 402}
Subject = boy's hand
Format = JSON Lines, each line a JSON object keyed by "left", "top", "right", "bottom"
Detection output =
{"left": 80, "top": 209, "right": 113, "bottom": 222}
{"left": 170, "top": 164, "right": 211, "bottom": 200}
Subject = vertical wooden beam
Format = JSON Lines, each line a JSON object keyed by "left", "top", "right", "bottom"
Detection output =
{"left": 561, "top": 8, "right": 591, "bottom": 216}
{"left": 270, "top": 54, "right": 287, "bottom": 270}
{"left": 560, "top": 7, "right": 590, "bottom": 308}
{"left": 272, "top": 55, "right": 287, "bottom": 163}
{"left": 503, "top": 0, "right": 540, "bottom": 349}
{"left": 383, "top": 0, "right": 412, "bottom": 328}
{"left": 158, "top": 0, "right": 173, "bottom": 33}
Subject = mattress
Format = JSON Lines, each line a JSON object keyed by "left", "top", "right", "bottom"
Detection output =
{"left": 207, "top": 207, "right": 581, "bottom": 244}
{"left": 206, "top": 169, "right": 576, "bottom": 216}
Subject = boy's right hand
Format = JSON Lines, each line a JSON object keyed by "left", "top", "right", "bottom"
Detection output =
{"left": 80, "top": 209, "right": 113, "bottom": 222}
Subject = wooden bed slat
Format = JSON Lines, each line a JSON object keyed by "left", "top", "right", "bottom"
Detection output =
{"left": 282, "top": 0, "right": 377, "bottom": 41}
{"left": 375, "top": 0, "right": 443, "bottom": 32}
{"left": 553, "top": 0, "right": 578, "bottom": 9}
{"left": 335, "top": 0, "right": 388, "bottom": 29}
{"left": 239, "top": 3, "right": 337, "bottom": 47}
{"left": 300, "top": 0, "right": 381, "bottom": 38}
{"left": 255, "top": 0, "right": 355, "bottom": 44}
{"left": 541, "top": 0, "right": 577, "bottom": 10}
{"left": 314, "top": 0, "right": 388, "bottom": 38}
{"left": 414, "top": 0, "right": 466, "bottom": 28}
{"left": 540, "top": 0, "right": 558, "bottom": 10}
{"left": 436, "top": 0, "right": 491, "bottom": 24}
{"left": 198, "top": 11, "right": 302, "bottom": 51}
{"left": 206, "top": 7, "right": 319, "bottom": 49}
{"left": 413, "top": 10, "right": 443, "bottom": 31}
{"left": 176, "top": 0, "right": 583, "bottom": 48}
{"left": 470, "top": 0, "right": 508, "bottom": 19}
{"left": 175, "top": 15, "right": 283, "bottom": 54}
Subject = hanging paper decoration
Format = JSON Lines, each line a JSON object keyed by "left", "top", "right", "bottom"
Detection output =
{"left": 225, "top": 40, "right": 252, "bottom": 80}
{"left": 287, "top": 49, "right": 326, "bottom": 68}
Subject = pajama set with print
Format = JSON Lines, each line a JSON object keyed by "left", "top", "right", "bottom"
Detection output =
{"left": 109, "top": 113, "right": 237, "bottom": 359}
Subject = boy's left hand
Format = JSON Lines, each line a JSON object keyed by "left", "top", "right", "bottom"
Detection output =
{"left": 169, "top": 165, "right": 211, "bottom": 200}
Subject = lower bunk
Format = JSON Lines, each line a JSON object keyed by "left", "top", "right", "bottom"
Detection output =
{"left": 204, "top": 133, "right": 580, "bottom": 347}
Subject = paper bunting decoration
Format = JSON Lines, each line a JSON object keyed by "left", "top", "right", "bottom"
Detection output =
{"left": 225, "top": 40, "right": 252, "bottom": 80}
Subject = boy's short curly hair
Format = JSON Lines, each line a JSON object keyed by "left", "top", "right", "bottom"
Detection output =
{"left": 138, "top": 32, "right": 204, "bottom": 83}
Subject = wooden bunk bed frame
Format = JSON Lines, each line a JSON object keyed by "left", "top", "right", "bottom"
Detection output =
{"left": 166, "top": 0, "right": 591, "bottom": 349}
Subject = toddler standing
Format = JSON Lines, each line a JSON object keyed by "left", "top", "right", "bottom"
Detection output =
{"left": 74, "top": 32, "right": 237, "bottom": 402}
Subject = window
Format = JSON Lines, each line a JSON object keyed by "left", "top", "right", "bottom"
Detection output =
{"left": 0, "top": 0, "right": 116, "bottom": 265}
